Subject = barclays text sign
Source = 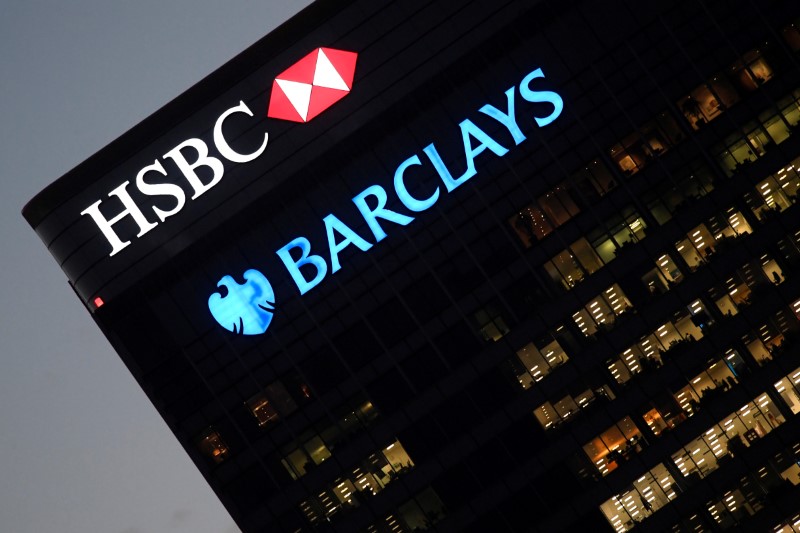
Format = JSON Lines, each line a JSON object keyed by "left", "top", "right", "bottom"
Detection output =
{"left": 208, "top": 66, "right": 564, "bottom": 335}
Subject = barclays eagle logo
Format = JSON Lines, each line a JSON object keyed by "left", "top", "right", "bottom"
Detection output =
{"left": 208, "top": 269, "right": 276, "bottom": 335}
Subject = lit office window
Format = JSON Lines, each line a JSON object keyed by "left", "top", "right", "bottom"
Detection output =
{"left": 672, "top": 394, "right": 785, "bottom": 481}
{"left": 707, "top": 490, "right": 751, "bottom": 527}
{"left": 682, "top": 299, "right": 712, "bottom": 335}
{"left": 583, "top": 417, "right": 644, "bottom": 476}
{"left": 589, "top": 210, "right": 647, "bottom": 262}
{"left": 246, "top": 393, "right": 279, "bottom": 426}
{"left": 775, "top": 157, "right": 800, "bottom": 198}
{"left": 599, "top": 463, "right": 677, "bottom": 532}
{"left": 743, "top": 311, "right": 792, "bottom": 365}
{"left": 197, "top": 428, "right": 230, "bottom": 464}
{"left": 716, "top": 125, "right": 774, "bottom": 175}
{"left": 678, "top": 74, "right": 740, "bottom": 130}
{"left": 715, "top": 208, "right": 753, "bottom": 240}
{"left": 282, "top": 434, "right": 333, "bottom": 480}
{"left": 544, "top": 238, "right": 605, "bottom": 290}
{"left": 760, "top": 254, "right": 785, "bottom": 285}
{"left": 608, "top": 113, "right": 683, "bottom": 175}
{"left": 760, "top": 109, "right": 792, "bottom": 145}
{"left": 299, "top": 438, "right": 416, "bottom": 524}
{"left": 509, "top": 205, "right": 553, "bottom": 247}
{"left": 641, "top": 392, "right": 685, "bottom": 436}
{"left": 608, "top": 333, "right": 664, "bottom": 384}
{"left": 572, "top": 284, "right": 632, "bottom": 336}
{"left": 730, "top": 49, "right": 774, "bottom": 91}
{"left": 746, "top": 176, "right": 792, "bottom": 220}
{"left": 774, "top": 366, "right": 800, "bottom": 415}
{"left": 778, "top": 91, "right": 800, "bottom": 128}
{"left": 514, "top": 338, "right": 569, "bottom": 388}
{"left": 675, "top": 223, "right": 714, "bottom": 270}
{"left": 533, "top": 383, "right": 616, "bottom": 430}
{"left": 570, "top": 237, "right": 604, "bottom": 273}
{"left": 538, "top": 185, "right": 580, "bottom": 226}
{"left": 642, "top": 254, "right": 683, "bottom": 296}
{"left": 571, "top": 159, "right": 617, "bottom": 198}
{"left": 673, "top": 357, "right": 740, "bottom": 416}
{"left": 245, "top": 380, "right": 298, "bottom": 427}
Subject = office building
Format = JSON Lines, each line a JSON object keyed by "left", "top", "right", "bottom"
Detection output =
{"left": 23, "top": 0, "right": 800, "bottom": 530}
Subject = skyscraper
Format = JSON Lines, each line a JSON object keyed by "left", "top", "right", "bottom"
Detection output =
{"left": 23, "top": 0, "right": 800, "bottom": 530}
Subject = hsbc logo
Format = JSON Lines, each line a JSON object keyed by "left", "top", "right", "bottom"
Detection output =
{"left": 81, "top": 47, "right": 359, "bottom": 257}
{"left": 268, "top": 47, "right": 357, "bottom": 123}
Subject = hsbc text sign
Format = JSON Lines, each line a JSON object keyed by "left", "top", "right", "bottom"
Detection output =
{"left": 208, "top": 63, "right": 564, "bottom": 335}
{"left": 81, "top": 48, "right": 357, "bottom": 257}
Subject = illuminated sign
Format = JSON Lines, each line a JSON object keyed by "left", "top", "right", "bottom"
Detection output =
{"left": 208, "top": 269, "right": 276, "bottom": 335}
{"left": 267, "top": 47, "right": 357, "bottom": 123}
{"left": 80, "top": 48, "right": 358, "bottom": 257}
{"left": 209, "top": 66, "right": 563, "bottom": 335}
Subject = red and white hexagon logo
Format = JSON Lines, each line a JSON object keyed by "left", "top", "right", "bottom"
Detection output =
{"left": 267, "top": 47, "right": 358, "bottom": 123}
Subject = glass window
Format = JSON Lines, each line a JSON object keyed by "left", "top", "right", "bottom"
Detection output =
{"left": 717, "top": 134, "right": 760, "bottom": 175}
{"left": 731, "top": 49, "right": 774, "bottom": 91}
{"left": 545, "top": 248, "right": 585, "bottom": 289}
{"left": 304, "top": 435, "right": 332, "bottom": 465}
{"left": 608, "top": 332, "right": 667, "bottom": 385}
{"left": 572, "top": 159, "right": 617, "bottom": 198}
{"left": 545, "top": 237, "right": 606, "bottom": 290}
{"left": 583, "top": 416, "right": 644, "bottom": 476}
{"left": 599, "top": 463, "right": 678, "bottom": 531}
{"left": 774, "top": 366, "right": 800, "bottom": 415}
{"left": 538, "top": 185, "right": 580, "bottom": 226}
{"left": 533, "top": 383, "right": 616, "bottom": 431}
{"left": 747, "top": 176, "right": 792, "bottom": 220}
{"left": 678, "top": 75, "right": 740, "bottom": 130}
{"left": 509, "top": 205, "right": 553, "bottom": 247}
{"left": 673, "top": 394, "right": 785, "bottom": 482}
{"left": 674, "top": 358, "right": 738, "bottom": 416}
{"left": 775, "top": 157, "right": 800, "bottom": 198}
{"left": 245, "top": 380, "right": 299, "bottom": 427}
{"left": 571, "top": 237, "right": 604, "bottom": 273}
{"left": 654, "top": 253, "right": 682, "bottom": 288}
{"left": 783, "top": 21, "right": 800, "bottom": 51}
{"left": 513, "top": 338, "right": 569, "bottom": 388}
{"left": 760, "top": 255, "right": 785, "bottom": 285}
{"left": 473, "top": 304, "right": 510, "bottom": 342}
{"left": 762, "top": 111, "right": 792, "bottom": 145}
{"left": 642, "top": 393, "right": 685, "bottom": 436}
{"left": 707, "top": 209, "right": 752, "bottom": 245}
{"left": 246, "top": 392, "right": 280, "bottom": 426}
{"left": 197, "top": 428, "right": 230, "bottom": 464}
{"left": 778, "top": 90, "right": 800, "bottom": 127}
{"left": 396, "top": 488, "right": 446, "bottom": 531}
{"left": 573, "top": 284, "right": 632, "bottom": 336}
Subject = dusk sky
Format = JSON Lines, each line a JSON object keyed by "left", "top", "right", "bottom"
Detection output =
{"left": 1, "top": 2, "right": 312, "bottom": 531}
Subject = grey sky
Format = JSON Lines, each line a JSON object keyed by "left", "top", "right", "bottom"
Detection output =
{"left": 0, "top": 2, "right": 312, "bottom": 531}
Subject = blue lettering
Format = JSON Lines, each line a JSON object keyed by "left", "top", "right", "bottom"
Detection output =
{"left": 519, "top": 68, "right": 564, "bottom": 127}
{"left": 323, "top": 214, "right": 373, "bottom": 273}
{"left": 276, "top": 237, "right": 328, "bottom": 295}
{"left": 424, "top": 120, "right": 508, "bottom": 193}
{"left": 479, "top": 87, "right": 526, "bottom": 145}
{"left": 353, "top": 184, "right": 414, "bottom": 242}
{"left": 393, "top": 155, "right": 440, "bottom": 212}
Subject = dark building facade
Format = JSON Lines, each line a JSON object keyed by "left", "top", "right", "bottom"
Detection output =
{"left": 22, "top": 0, "right": 800, "bottom": 531}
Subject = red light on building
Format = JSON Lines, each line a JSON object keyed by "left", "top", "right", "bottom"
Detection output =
{"left": 93, "top": 297, "right": 104, "bottom": 308}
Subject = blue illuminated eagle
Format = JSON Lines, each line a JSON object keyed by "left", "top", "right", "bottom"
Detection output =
{"left": 208, "top": 269, "right": 276, "bottom": 335}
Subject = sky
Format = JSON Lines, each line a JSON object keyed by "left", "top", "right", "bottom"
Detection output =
{"left": 0, "top": 2, "right": 312, "bottom": 532}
